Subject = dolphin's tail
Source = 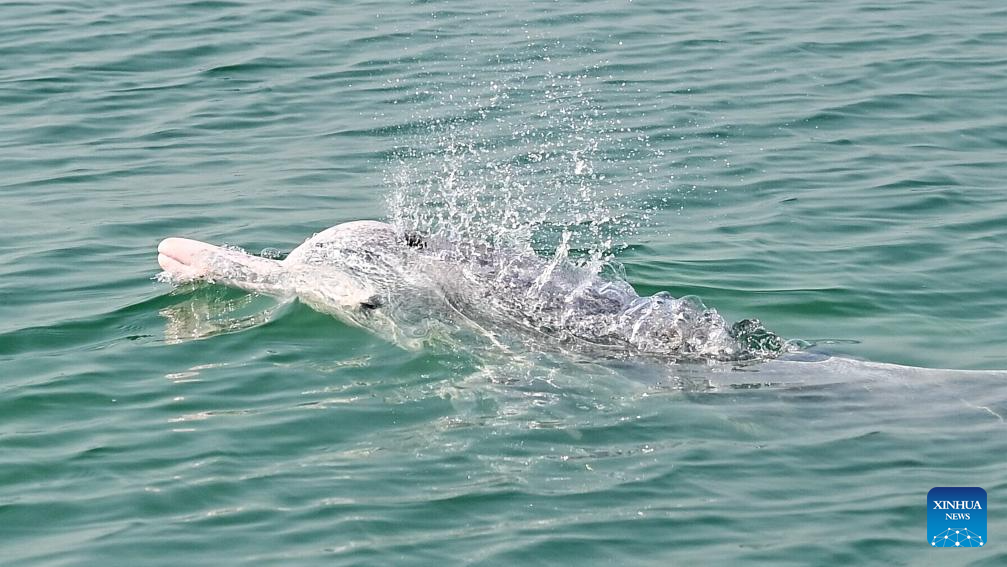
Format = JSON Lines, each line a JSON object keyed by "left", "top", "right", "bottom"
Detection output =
{"left": 157, "top": 237, "right": 289, "bottom": 296}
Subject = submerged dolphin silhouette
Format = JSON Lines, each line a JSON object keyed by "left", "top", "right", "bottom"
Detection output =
{"left": 157, "top": 221, "right": 785, "bottom": 361}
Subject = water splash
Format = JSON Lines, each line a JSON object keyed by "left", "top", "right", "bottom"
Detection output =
{"left": 386, "top": 67, "right": 658, "bottom": 265}
{"left": 380, "top": 61, "right": 786, "bottom": 362}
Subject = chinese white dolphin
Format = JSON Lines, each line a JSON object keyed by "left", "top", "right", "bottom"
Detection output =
{"left": 157, "top": 220, "right": 785, "bottom": 361}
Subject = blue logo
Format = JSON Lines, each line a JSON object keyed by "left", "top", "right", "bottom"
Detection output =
{"left": 928, "top": 487, "right": 987, "bottom": 548}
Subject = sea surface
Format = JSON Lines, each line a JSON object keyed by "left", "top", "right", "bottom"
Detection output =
{"left": 2, "top": 1, "right": 1007, "bottom": 565}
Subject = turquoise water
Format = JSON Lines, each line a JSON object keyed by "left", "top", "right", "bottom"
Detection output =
{"left": 3, "top": 0, "right": 1007, "bottom": 564}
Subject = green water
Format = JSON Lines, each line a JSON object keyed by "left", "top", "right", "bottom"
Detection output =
{"left": 3, "top": 1, "right": 1006, "bottom": 564}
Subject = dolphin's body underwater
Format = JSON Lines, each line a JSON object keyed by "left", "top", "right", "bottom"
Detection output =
{"left": 157, "top": 221, "right": 784, "bottom": 361}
